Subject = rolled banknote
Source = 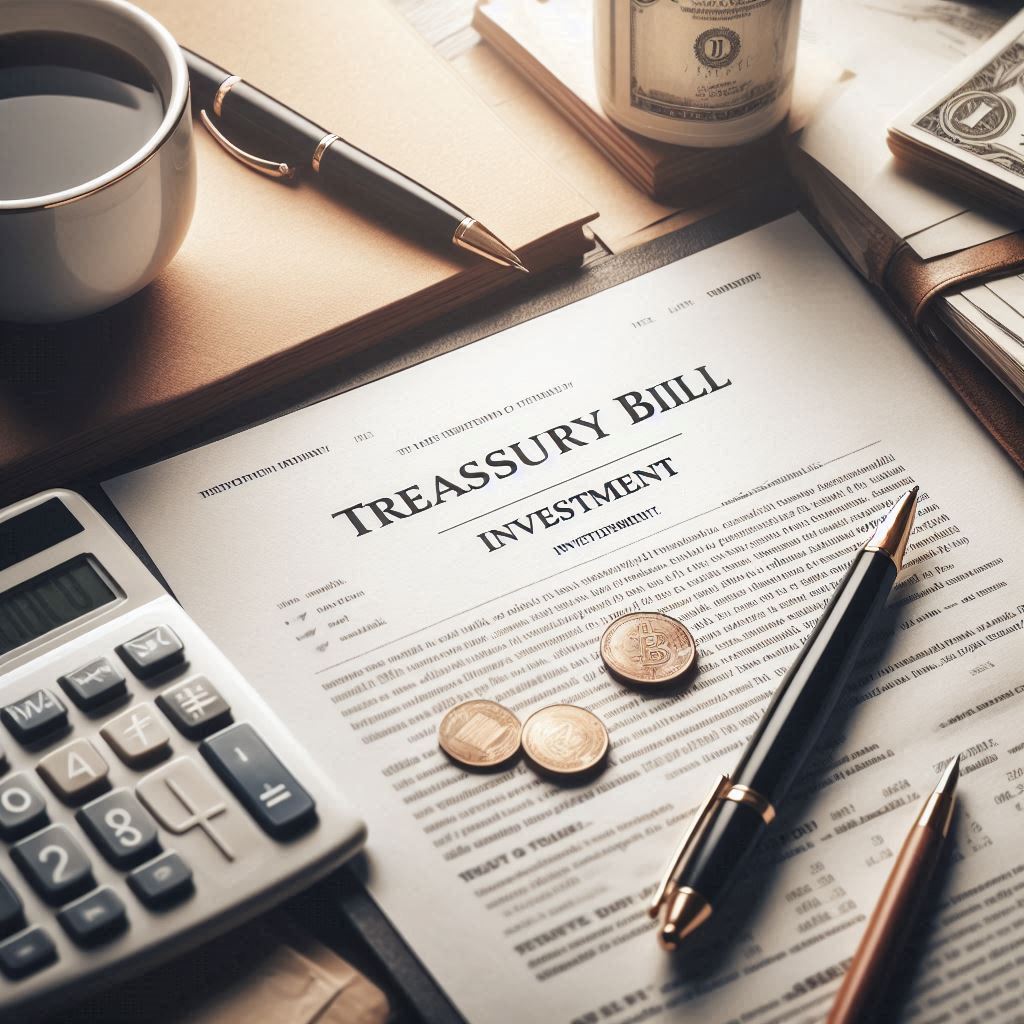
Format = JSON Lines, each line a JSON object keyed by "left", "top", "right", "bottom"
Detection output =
{"left": 593, "top": 0, "right": 802, "bottom": 147}
{"left": 890, "top": 9, "right": 1024, "bottom": 214}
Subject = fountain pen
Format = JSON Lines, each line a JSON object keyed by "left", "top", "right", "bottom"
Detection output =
{"left": 650, "top": 487, "right": 920, "bottom": 949}
{"left": 182, "top": 49, "right": 529, "bottom": 273}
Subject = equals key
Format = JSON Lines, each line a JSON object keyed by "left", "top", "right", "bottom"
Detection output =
{"left": 200, "top": 725, "right": 316, "bottom": 839}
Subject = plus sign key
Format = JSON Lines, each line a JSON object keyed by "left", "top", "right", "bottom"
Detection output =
{"left": 101, "top": 703, "right": 171, "bottom": 768}
{"left": 201, "top": 725, "right": 316, "bottom": 839}
{"left": 137, "top": 757, "right": 253, "bottom": 863}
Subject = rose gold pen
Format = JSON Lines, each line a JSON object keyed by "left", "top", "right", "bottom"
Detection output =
{"left": 826, "top": 755, "right": 960, "bottom": 1024}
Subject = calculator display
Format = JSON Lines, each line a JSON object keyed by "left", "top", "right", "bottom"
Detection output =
{"left": 0, "top": 556, "right": 118, "bottom": 657}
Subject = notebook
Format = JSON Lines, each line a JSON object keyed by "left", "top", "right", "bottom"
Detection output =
{"left": 0, "top": 0, "right": 595, "bottom": 505}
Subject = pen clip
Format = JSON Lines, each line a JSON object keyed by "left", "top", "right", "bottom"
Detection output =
{"left": 199, "top": 110, "right": 296, "bottom": 180}
{"left": 648, "top": 774, "right": 732, "bottom": 919}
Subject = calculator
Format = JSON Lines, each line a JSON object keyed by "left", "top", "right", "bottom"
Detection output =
{"left": 0, "top": 491, "right": 366, "bottom": 1021}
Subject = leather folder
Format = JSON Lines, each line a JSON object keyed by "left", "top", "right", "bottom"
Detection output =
{"left": 791, "top": 149, "right": 1024, "bottom": 472}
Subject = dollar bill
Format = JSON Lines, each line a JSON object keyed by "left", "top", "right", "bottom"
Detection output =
{"left": 628, "top": 0, "right": 800, "bottom": 124}
{"left": 890, "top": 9, "right": 1024, "bottom": 209}
{"left": 915, "top": 40, "right": 1024, "bottom": 176}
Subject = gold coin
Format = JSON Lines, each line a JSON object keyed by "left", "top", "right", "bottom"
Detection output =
{"left": 600, "top": 611, "right": 696, "bottom": 686}
{"left": 521, "top": 704, "right": 609, "bottom": 776}
{"left": 438, "top": 700, "right": 522, "bottom": 768}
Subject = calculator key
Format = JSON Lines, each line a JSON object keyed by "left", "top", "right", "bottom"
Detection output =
{"left": 0, "top": 927, "right": 57, "bottom": 980}
{"left": 201, "top": 724, "right": 316, "bottom": 839}
{"left": 116, "top": 626, "right": 185, "bottom": 680}
{"left": 0, "top": 874, "right": 25, "bottom": 939}
{"left": 12, "top": 825, "right": 94, "bottom": 906}
{"left": 127, "top": 851, "right": 193, "bottom": 908}
{"left": 0, "top": 774, "right": 49, "bottom": 841}
{"left": 58, "top": 657, "right": 127, "bottom": 711}
{"left": 157, "top": 677, "right": 232, "bottom": 740}
{"left": 57, "top": 887, "right": 127, "bottom": 947}
{"left": 77, "top": 790, "right": 160, "bottom": 870}
{"left": 37, "top": 739, "right": 110, "bottom": 805}
{"left": 1, "top": 689, "right": 67, "bottom": 746}
{"left": 137, "top": 758, "right": 248, "bottom": 863}
{"left": 100, "top": 703, "right": 171, "bottom": 768}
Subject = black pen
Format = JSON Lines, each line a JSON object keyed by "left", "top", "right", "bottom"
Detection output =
{"left": 182, "top": 49, "right": 529, "bottom": 273}
{"left": 649, "top": 487, "right": 919, "bottom": 949}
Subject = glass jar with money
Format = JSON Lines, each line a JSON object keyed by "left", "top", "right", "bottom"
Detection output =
{"left": 593, "top": 0, "right": 802, "bottom": 147}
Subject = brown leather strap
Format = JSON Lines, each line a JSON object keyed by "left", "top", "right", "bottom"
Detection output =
{"left": 886, "top": 230, "right": 1024, "bottom": 325}
{"left": 915, "top": 312, "right": 1024, "bottom": 472}
{"left": 881, "top": 233, "right": 1024, "bottom": 472}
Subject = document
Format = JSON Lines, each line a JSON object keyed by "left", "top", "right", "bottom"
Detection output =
{"left": 106, "top": 215, "right": 1024, "bottom": 1024}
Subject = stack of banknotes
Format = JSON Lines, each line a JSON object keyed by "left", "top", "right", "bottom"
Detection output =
{"left": 889, "top": 10, "right": 1024, "bottom": 404}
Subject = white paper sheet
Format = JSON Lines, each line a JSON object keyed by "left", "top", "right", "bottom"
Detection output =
{"left": 986, "top": 272, "right": 1024, "bottom": 317}
{"left": 106, "top": 215, "right": 1024, "bottom": 1024}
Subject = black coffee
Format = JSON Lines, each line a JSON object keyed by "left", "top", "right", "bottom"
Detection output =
{"left": 0, "top": 31, "right": 165, "bottom": 202}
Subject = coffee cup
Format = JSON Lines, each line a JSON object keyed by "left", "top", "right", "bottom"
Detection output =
{"left": 0, "top": 0, "right": 195, "bottom": 323}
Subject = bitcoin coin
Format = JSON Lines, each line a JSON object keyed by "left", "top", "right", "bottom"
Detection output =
{"left": 438, "top": 700, "right": 522, "bottom": 769}
{"left": 600, "top": 611, "right": 696, "bottom": 686}
{"left": 521, "top": 704, "right": 609, "bottom": 776}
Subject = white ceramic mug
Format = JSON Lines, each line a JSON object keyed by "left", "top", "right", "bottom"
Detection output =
{"left": 0, "top": 0, "right": 195, "bottom": 323}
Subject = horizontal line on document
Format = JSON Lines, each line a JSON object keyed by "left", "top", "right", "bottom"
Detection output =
{"left": 314, "top": 439, "right": 882, "bottom": 674}
{"left": 437, "top": 433, "right": 683, "bottom": 535}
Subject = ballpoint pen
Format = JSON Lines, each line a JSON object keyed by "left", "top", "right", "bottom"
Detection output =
{"left": 181, "top": 49, "right": 529, "bottom": 273}
{"left": 649, "top": 487, "right": 920, "bottom": 949}
{"left": 826, "top": 755, "right": 960, "bottom": 1024}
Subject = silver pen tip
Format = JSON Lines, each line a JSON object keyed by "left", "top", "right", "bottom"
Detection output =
{"left": 918, "top": 754, "right": 960, "bottom": 834}
{"left": 936, "top": 754, "right": 961, "bottom": 795}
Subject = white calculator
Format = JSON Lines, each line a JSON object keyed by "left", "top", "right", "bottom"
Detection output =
{"left": 0, "top": 491, "right": 365, "bottom": 1021}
